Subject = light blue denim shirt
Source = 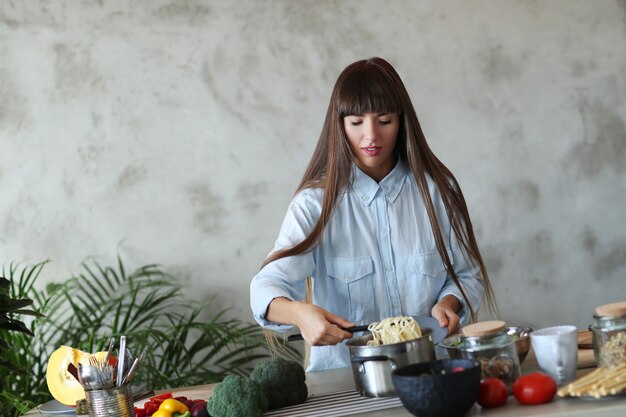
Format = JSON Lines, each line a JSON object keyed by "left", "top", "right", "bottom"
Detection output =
{"left": 250, "top": 161, "right": 484, "bottom": 371}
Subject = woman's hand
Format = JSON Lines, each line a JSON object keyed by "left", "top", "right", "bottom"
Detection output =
{"left": 431, "top": 295, "right": 461, "bottom": 335}
{"left": 267, "top": 297, "right": 355, "bottom": 346}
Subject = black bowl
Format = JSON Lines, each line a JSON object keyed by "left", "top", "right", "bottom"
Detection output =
{"left": 391, "top": 359, "right": 480, "bottom": 417}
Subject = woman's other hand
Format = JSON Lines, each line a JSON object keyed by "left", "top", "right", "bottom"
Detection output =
{"left": 267, "top": 297, "right": 355, "bottom": 345}
{"left": 431, "top": 295, "right": 461, "bottom": 335}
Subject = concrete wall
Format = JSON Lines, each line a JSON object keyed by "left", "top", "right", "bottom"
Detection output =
{"left": 1, "top": 0, "right": 625, "bottom": 330}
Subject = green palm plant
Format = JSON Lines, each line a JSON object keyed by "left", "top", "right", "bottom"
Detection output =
{"left": 0, "top": 258, "right": 299, "bottom": 417}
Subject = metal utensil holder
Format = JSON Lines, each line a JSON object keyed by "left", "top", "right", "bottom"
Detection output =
{"left": 85, "top": 383, "right": 134, "bottom": 417}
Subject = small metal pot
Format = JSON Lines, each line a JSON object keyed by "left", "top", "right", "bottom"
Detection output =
{"left": 346, "top": 328, "right": 436, "bottom": 397}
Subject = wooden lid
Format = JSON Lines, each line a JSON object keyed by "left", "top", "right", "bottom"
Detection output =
{"left": 462, "top": 320, "right": 506, "bottom": 337}
{"left": 595, "top": 301, "right": 626, "bottom": 317}
{"left": 577, "top": 330, "right": 593, "bottom": 349}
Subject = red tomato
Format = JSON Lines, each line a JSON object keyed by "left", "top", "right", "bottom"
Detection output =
{"left": 478, "top": 378, "right": 508, "bottom": 408}
{"left": 513, "top": 372, "right": 557, "bottom": 405}
{"left": 134, "top": 407, "right": 147, "bottom": 417}
{"left": 451, "top": 366, "right": 465, "bottom": 373}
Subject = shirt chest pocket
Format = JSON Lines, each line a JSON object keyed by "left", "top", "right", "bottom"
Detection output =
{"left": 400, "top": 251, "right": 453, "bottom": 310}
{"left": 325, "top": 256, "right": 375, "bottom": 323}
{"left": 412, "top": 250, "right": 453, "bottom": 278}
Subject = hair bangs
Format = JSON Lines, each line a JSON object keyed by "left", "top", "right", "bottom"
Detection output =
{"left": 335, "top": 63, "right": 402, "bottom": 118}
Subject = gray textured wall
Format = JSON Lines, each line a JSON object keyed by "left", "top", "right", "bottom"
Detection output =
{"left": 1, "top": 1, "right": 625, "bottom": 330}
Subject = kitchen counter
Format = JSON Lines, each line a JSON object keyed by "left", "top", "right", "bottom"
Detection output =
{"left": 301, "top": 359, "right": 626, "bottom": 417}
{"left": 23, "top": 349, "right": 626, "bottom": 417}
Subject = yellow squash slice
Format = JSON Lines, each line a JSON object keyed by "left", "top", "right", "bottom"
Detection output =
{"left": 46, "top": 345, "right": 108, "bottom": 406}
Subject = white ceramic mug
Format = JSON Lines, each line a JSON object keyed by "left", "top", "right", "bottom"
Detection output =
{"left": 530, "top": 325, "right": 578, "bottom": 386}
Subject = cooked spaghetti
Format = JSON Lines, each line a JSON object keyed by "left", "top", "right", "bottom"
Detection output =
{"left": 367, "top": 316, "right": 422, "bottom": 346}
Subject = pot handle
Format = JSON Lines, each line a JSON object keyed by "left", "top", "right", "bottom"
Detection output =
{"left": 350, "top": 355, "right": 399, "bottom": 370}
{"left": 350, "top": 355, "right": 389, "bottom": 363}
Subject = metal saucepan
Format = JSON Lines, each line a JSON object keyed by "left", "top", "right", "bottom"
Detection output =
{"left": 348, "top": 325, "right": 437, "bottom": 397}
{"left": 286, "top": 315, "right": 447, "bottom": 343}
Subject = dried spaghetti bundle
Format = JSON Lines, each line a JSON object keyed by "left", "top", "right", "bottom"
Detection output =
{"left": 367, "top": 316, "right": 422, "bottom": 346}
{"left": 557, "top": 364, "right": 626, "bottom": 398}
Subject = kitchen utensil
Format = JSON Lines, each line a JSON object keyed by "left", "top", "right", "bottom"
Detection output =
{"left": 117, "top": 335, "right": 126, "bottom": 387}
{"left": 123, "top": 347, "right": 135, "bottom": 375}
{"left": 531, "top": 325, "right": 578, "bottom": 386}
{"left": 122, "top": 346, "right": 146, "bottom": 385}
{"left": 287, "top": 325, "right": 369, "bottom": 342}
{"left": 347, "top": 323, "right": 438, "bottom": 397}
{"left": 87, "top": 355, "right": 108, "bottom": 390}
{"left": 78, "top": 363, "right": 100, "bottom": 391}
{"left": 122, "top": 358, "right": 139, "bottom": 385}
{"left": 67, "top": 363, "right": 80, "bottom": 381}
{"left": 104, "top": 336, "right": 115, "bottom": 366}
{"left": 132, "top": 389, "right": 155, "bottom": 402}
{"left": 287, "top": 315, "right": 447, "bottom": 343}
{"left": 392, "top": 358, "right": 481, "bottom": 417}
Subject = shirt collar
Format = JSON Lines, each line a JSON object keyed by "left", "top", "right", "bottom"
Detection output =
{"left": 351, "top": 160, "right": 409, "bottom": 206}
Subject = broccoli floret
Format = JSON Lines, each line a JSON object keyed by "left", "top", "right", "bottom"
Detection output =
{"left": 249, "top": 358, "right": 308, "bottom": 409}
{"left": 207, "top": 374, "right": 268, "bottom": 417}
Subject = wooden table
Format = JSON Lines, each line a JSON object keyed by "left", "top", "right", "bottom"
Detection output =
{"left": 24, "top": 349, "right": 626, "bottom": 416}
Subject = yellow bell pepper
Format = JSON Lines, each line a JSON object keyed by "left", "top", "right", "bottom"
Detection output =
{"left": 151, "top": 399, "right": 190, "bottom": 417}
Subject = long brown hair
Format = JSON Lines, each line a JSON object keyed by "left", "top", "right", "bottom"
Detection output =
{"left": 264, "top": 57, "right": 497, "bottom": 321}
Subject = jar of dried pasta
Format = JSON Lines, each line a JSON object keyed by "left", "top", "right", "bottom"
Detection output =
{"left": 591, "top": 301, "right": 626, "bottom": 367}
{"left": 459, "top": 320, "right": 521, "bottom": 392}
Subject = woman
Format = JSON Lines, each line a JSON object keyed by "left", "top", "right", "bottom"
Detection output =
{"left": 250, "top": 57, "right": 497, "bottom": 371}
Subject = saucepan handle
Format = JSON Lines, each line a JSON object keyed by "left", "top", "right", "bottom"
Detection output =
{"left": 350, "top": 355, "right": 399, "bottom": 372}
{"left": 350, "top": 355, "right": 390, "bottom": 363}
{"left": 287, "top": 324, "right": 370, "bottom": 342}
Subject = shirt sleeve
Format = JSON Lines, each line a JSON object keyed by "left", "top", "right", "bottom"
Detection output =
{"left": 250, "top": 191, "right": 321, "bottom": 331}
{"left": 436, "top": 222, "right": 485, "bottom": 325}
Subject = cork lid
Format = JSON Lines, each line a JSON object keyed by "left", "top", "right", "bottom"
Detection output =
{"left": 462, "top": 320, "right": 506, "bottom": 337}
{"left": 595, "top": 301, "right": 626, "bottom": 317}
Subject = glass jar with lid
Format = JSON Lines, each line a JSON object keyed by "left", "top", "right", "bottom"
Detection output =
{"left": 591, "top": 301, "right": 626, "bottom": 367}
{"left": 459, "top": 320, "right": 521, "bottom": 391}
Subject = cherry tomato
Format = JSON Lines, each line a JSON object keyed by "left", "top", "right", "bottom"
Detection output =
{"left": 513, "top": 372, "right": 557, "bottom": 405}
{"left": 451, "top": 366, "right": 465, "bottom": 373}
{"left": 478, "top": 378, "right": 508, "bottom": 408}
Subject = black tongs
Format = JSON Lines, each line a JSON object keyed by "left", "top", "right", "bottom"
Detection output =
{"left": 287, "top": 324, "right": 371, "bottom": 342}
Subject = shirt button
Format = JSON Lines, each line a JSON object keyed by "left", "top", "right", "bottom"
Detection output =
{"left": 362, "top": 195, "right": 370, "bottom": 202}
{"left": 382, "top": 227, "right": 389, "bottom": 235}
{"left": 344, "top": 274, "right": 350, "bottom": 281}
{"left": 392, "top": 303, "right": 399, "bottom": 308}
{"left": 385, "top": 266, "right": 392, "bottom": 272}
{"left": 388, "top": 193, "right": 395, "bottom": 199}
